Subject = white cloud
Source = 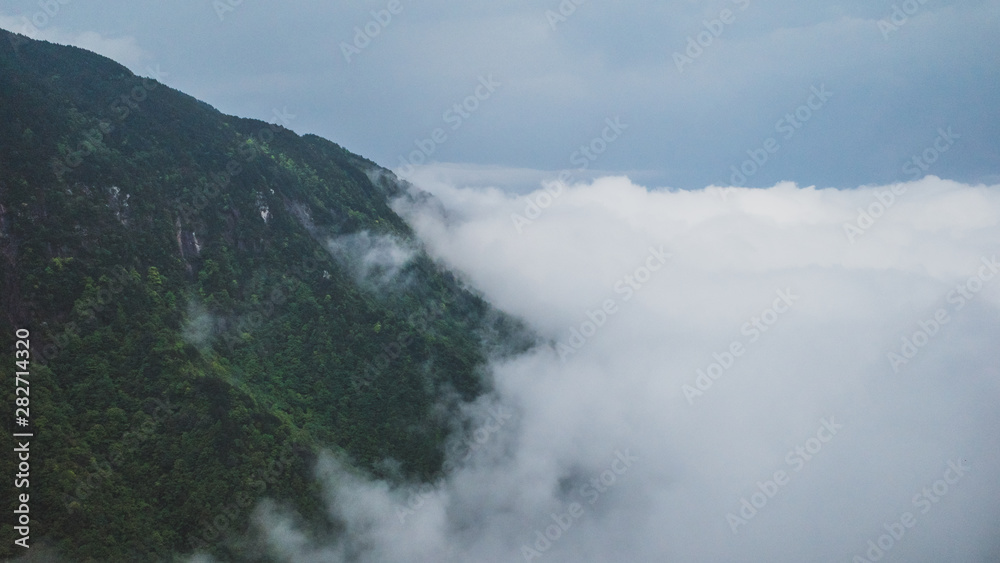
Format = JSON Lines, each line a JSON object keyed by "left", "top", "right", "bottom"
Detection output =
{"left": 181, "top": 301, "right": 215, "bottom": 350}
{"left": 243, "top": 175, "right": 1000, "bottom": 562}
{"left": 324, "top": 231, "right": 417, "bottom": 289}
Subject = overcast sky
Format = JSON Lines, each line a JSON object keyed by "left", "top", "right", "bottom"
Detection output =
{"left": 2, "top": 0, "right": 998, "bottom": 191}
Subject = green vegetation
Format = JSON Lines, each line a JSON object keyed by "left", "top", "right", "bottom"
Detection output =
{"left": 0, "top": 30, "right": 532, "bottom": 561}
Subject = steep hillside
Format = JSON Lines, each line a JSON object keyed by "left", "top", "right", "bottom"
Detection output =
{"left": 0, "top": 29, "right": 530, "bottom": 562}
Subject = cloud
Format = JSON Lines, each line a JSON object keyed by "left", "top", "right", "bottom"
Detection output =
{"left": 324, "top": 231, "right": 417, "bottom": 289}
{"left": 235, "top": 175, "right": 1000, "bottom": 562}
{"left": 181, "top": 301, "right": 216, "bottom": 351}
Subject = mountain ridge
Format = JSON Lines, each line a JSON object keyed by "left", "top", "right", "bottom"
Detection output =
{"left": 0, "top": 27, "right": 531, "bottom": 562}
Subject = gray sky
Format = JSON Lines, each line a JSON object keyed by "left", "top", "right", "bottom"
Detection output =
{"left": 2, "top": 0, "right": 998, "bottom": 190}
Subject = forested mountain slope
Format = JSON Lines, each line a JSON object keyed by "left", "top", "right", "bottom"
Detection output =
{"left": 0, "top": 29, "right": 530, "bottom": 562}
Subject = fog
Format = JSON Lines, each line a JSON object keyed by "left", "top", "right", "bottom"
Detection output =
{"left": 245, "top": 175, "right": 1000, "bottom": 562}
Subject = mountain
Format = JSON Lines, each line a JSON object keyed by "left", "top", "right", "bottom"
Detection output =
{"left": 0, "top": 28, "right": 531, "bottom": 562}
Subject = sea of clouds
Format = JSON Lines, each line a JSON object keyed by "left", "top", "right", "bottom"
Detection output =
{"left": 243, "top": 174, "right": 1000, "bottom": 563}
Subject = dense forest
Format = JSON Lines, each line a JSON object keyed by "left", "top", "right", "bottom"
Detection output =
{"left": 0, "top": 29, "right": 532, "bottom": 561}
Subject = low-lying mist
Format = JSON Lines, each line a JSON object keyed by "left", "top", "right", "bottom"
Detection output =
{"left": 210, "top": 175, "right": 1000, "bottom": 562}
